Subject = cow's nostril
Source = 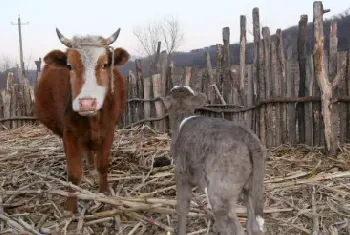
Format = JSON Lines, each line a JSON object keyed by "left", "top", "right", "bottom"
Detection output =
{"left": 79, "top": 98, "right": 97, "bottom": 111}
{"left": 91, "top": 99, "right": 97, "bottom": 109}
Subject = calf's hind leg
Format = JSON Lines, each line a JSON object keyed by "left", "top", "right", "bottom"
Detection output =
{"left": 208, "top": 184, "right": 244, "bottom": 235}
{"left": 175, "top": 175, "right": 192, "bottom": 235}
{"left": 243, "top": 189, "right": 264, "bottom": 235}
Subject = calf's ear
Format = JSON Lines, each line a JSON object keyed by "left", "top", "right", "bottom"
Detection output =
{"left": 190, "top": 92, "right": 207, "bottom": 108}
{"left": 113, "top": 48, "right": 130, "bottom": 65}
{"left": 44, "top": 50, "right": 67, "bottom": 66}
{"left": 161, "top": 95, "right": 172, "bottom": 109}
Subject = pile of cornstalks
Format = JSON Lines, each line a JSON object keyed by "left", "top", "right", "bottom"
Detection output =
{"left": 0, "top": 124, "right": 350, "bottom": 235}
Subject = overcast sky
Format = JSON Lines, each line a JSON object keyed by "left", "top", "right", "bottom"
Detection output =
{"left": 1, "top": 0, "right": 349, "bottom": 68}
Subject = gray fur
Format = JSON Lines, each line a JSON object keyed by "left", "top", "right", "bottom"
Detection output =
{"left": 162, "top": 86, "right": 267, "bottom": 235}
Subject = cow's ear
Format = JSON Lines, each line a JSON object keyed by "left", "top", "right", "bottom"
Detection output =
{"left": 190, "top": 92, "right": 207, "bottom": 109}
{"left": 113, "top": 48, "right": 130, "bottom": 65}
{"left": 43, "top": 50, "right": 67, "bottom": 66}
{"left": 161, "top": 95, "right": 173, "bottom": 109}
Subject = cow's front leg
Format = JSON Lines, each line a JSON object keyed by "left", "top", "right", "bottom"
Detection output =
{"left": 83, "top": 150, "right": 98, "bottom": 183}
{"left": 96, "top": 131, "right": 114, "bottom": 194}
{"left": 63, "top": 131, "right": 82, "bottom": 214}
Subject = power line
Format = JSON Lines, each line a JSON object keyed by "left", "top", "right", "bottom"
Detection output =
{"left": 11, "top": 14, "right": 29, "bottom": 80}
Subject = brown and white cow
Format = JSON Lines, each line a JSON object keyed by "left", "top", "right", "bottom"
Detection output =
{"left": 34, "top": 28, "right": 129, "bottom": 213}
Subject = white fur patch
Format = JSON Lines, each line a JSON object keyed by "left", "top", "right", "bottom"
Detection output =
{"left": 256, "top": 215, "right": 264, "bottom": 232}
{"left": 183, "top": 86, "right": 194, "bottom": 95}
{"left": 205, "top": 187, "right": 212, "bottom": 210}
{"left": 170, "top": 85, "right": 179, "bottom": 92}
{"left": 179, "top": 116, "right": 197, "bottom": 130}
{"left": 170, "top": 85, "right": 194, "bottom": 95}
{"left": 72, "top": 43, "right": 107, "bottom": 113}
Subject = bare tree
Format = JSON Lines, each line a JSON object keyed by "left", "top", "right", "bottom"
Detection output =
{"left": 161, "top": 16, "right": 184, "bottom": 55}
{"left": 133, "top": 16, "right": 184, "bottom": 58}
{"left": 0, "top": 55, "right": 16, "bottom": 72}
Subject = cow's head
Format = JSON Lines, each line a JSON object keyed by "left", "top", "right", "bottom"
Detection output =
{"left": 44, "top": 28, "right": 130, "bottom": 116}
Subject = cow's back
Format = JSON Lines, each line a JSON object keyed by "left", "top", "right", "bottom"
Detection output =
{"left": 34, "top": 64, "right": 70, "bottom": 137}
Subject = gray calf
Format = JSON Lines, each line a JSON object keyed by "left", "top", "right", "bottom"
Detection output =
{"left": 161, "top": 86, "right": 266, "bottom": 235}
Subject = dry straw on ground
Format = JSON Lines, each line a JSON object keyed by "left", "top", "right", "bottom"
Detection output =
{"left": 0, "top": 124, "right": 350, "bottom": 235}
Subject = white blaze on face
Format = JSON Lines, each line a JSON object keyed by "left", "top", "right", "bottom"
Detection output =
{"left": 72, "top": 46, "right": 107, "bottom": 113}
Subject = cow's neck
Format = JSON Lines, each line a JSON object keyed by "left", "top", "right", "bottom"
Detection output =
{"left": 169, "top": 109, "right": 195, "bottom": 137}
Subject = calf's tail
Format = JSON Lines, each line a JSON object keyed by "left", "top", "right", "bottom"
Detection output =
{"left": 248, "top": 143, "right": 267, "bottom": 233}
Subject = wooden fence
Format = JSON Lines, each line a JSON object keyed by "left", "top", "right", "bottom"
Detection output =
{"left": 0, "top": 72, "right": 36, "bottom": 130}
{"left": 1, "top": 1, "right": 349, "bottom": 154}
{"left": 121, "top": 1, "right": 350, "bottom": 154}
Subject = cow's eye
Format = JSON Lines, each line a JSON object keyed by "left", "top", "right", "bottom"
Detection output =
{"left": 102, "top": 63, "right": 108, "bottom": 69}
{"left": 67, "top": 64, "right": 73, "bottom": 70}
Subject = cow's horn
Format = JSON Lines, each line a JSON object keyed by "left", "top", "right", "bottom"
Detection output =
{"left": 56, "top": 28, "right": 72, "bottom": 47}
{"left": 104, "top": 28, "right": 121, "bottom": 45}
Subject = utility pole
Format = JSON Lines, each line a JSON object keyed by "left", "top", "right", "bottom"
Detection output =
{"left": 11, "top": 14, "right": 29, "bottom": 80}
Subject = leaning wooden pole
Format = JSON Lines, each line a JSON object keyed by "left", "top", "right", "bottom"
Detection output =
{"left": 313, "top": 1, "right": 337, "bottom": 155}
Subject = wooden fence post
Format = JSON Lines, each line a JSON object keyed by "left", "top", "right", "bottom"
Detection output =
{"left": 0, "top": 91, "right": 3, "bottom": 130}
{"left": 246, "top": 65, "right": 254, "bottom": 129}
{"left": 262, "top": 27, "right": 272, "bottom": 147}
{"left": 215, "top": 44, "right": 223, "bottom": 108}
{"left": 2, "top": 73, "right": 13, "bottom": 129}
{"left": 271, "top": 41, "right": 280, "bottom": 146}
{"left": 143, "top": 76, "right": 151, "bottom": 127}
{"left": 123, "top": 71, "right": 130, "bottom": 127}
{"left": 152, "top": 74, "right": 165, "bottom": 131}
{"left": 258, "top": 37, "right": 265, "bottom": 145}
{"left": 166, "top": 61, "right": 174, "bottom": 93}
{"left": 149, "top": 42, "right": 163, "bottom": 130}
{"left": 338, "top": 51, "right": 348, "bottom": 144}
{"left": 135, "top": 59, "right": 144, "bottom": 122}
{"left": 276, "top": 29, "right": 288, "bottom": 144}
{"left": 205, "top": 52, "right": 215, "bottom": 105}
{"left": 286, "top": 46, "right": 296, "bottom": 145}
{"left": 129, "top": 71, "right": 138, "bottom": 124}
{"left": 7, "top": 72, "right": 14, "bottom": 90}
{"left": 160, "top": 50, "right": 168, "bottom": 95}
{"left": 313, "top": 1, "right": 340, "bottom": 156}
{"left": 222, "top": 27, "right": 232, "bottom": 121}
{"left": 329, "top": 20, "right": 340, "bottom": 143}
{"left": 22, "top": 83, "right": 34, "bottom": 126}
{"left": 183, "top": 66, "right": 192, "bottom": 86}
{"left": 297, "top": 14, "right": 308, "bottom": 144}
{"left": 239, "top": 15, "right": 247, "bottom": 106}
{"left": 252, "top": 7, "right": 261, "bottom": 135}
{"left": 346, "top": 50, "right": 350, "bottom": 142}
{"left": 305, "top": 55, "right": 314, "bottom": 146}
{"left": 10, "top": 84, "right": 19, "bottom": 129}
{"left": 34, "top": 58, "right": 42, "bottom": 86}
{"left": 160, "top": 50, "right": 169, "bottom": 131}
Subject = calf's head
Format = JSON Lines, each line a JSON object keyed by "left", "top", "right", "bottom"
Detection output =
{"left": 162, "top": 86, "right": 207, "bottom": 128}
{"left": 44, "top": 28, "right": 130, "bottom": 116}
